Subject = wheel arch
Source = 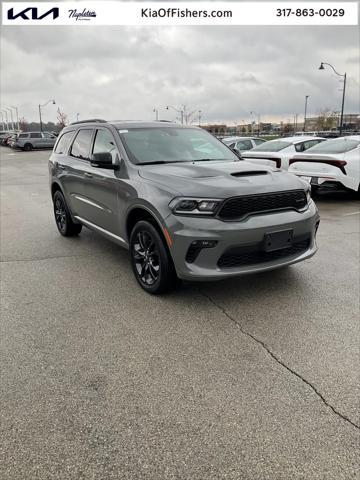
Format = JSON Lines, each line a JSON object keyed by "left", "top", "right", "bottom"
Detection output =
{"left": 126, "top": 206, "right": 166, "bottom": 244}
{"left": 51, "top": 181, "right": 64, "bottom": 198}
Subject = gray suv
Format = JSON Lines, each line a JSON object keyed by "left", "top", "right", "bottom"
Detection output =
{"left": 15, "top": 131, "right": 57, "bottom": 151}
{"left": 49, "top": 120, "right": 319, "bottom": 294}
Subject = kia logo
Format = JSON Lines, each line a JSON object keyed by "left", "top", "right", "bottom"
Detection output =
{"left": 7, "top": 7, "right": 60, "bottom": 20}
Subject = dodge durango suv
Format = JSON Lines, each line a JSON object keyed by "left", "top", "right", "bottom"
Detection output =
{"left": 49, "top": 120, "right": 320, "bottom": 294}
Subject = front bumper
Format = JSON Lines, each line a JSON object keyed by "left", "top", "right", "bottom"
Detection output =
{"left": 165, "top": 200, "right": 319, "bottom": 281}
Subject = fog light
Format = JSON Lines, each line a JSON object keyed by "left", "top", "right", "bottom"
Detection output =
{"left": 186, "top": 240, "right": 218, "bottom": 263}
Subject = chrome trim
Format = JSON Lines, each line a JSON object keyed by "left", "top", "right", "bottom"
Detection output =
{"left": 72, "top": 194, "right": 104, "bottom": 210}
{"left": 74, "top": 216, "right": 127, "bottom": 244}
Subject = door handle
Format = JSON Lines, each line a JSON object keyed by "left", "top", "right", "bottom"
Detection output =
{"left": 84, "top": 172, "right": 93, "bottom": 178}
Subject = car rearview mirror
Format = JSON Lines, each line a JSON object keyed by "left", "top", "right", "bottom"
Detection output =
{"left": 231, "top": 147, "right": 242, "bottom": 158}
{"left": 91, "top": 152, "right": 118, "bottom": 169}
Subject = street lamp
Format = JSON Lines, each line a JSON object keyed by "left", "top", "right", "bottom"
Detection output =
{"left": 0, "top": 111, "right": 5, "bottom": 130}
{"left": 39, "top": 99, "right": 56, "bottom": 132}
{"left": 303, "top": 95, "right": 309, "bottom": 132}
{"left": 1, "top": 109, "right": 9, "bottom": 130}
{"left": 166, "top": 105, "right": 184, "bottom": 124}
{"left": 319, "top": 62, "right": 347, "bottom": 135}
{"left": 4, "top": 107, "right": 15, "bottom": 130}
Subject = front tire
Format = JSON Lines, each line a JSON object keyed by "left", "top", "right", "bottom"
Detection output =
{"left": 130, "top": 220, "right": 178, "bottom": 294}
{"left": 53, "top": 191, "right": 82, "bottom": 237}
{"left": 23, "top": 143, "right": 33, "bottom": 151}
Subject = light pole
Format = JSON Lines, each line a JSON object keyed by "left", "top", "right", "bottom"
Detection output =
{"left": 319, "top": 62, "right": 347, "bottom": 135}
{"left": 303, "top": 95, "right": 309, "bottom": 132}
{"left": 166, "top": 105, "right": 184, "bottom": 124}
{"left": 0, "top": 111, "right": 5, "bottom": 130}
{"left": 11, "top": 106, "right": 19, "bottom": 131}
{"left": 153, "top": 108, "right": 159, "bottom": 121}
{"left": 39, "top": 99, "right": 56, "bottom": 132}
{"left": 250, "top": 111, "right": 260, "bottom": 136}
{"left": 5, "top": 107, "right": 15, "bottom": 130}
{"left": 1, "top": 109, "right": 9, "bottom": 130}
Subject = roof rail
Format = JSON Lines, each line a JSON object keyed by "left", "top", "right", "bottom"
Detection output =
{"left": 70, "top": 119, "right": 107, "bottom": 125}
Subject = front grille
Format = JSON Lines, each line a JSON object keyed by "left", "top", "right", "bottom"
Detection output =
{"left": 218, "top": 190, "right": 307, "bottom": 221}
{"left": 218, "top": 238, "right": 310, "bottom": 269}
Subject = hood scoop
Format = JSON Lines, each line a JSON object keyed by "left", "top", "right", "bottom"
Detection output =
{"left": 231, "top": 171, "right": 268, "bottom": 177}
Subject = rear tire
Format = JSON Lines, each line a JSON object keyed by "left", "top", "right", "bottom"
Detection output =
{"left": 23, "top": 143, "right": 33, "bottom": 151}
{"left": 53, "top": 191, "right": 82, "bottom": 237}
{"left": 130, "top": 220, "right": 179, "bottom": 294}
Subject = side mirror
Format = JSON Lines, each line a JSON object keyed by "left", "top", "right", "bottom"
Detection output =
{"left": 231, "top": 147, "right": 242, "bottom": 158}
{"left": 91, "top": 152, "right": 118, "bottom": 169}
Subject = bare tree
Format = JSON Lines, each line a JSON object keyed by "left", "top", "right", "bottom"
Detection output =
{"left": 56, "top": 108, "right": 68, "bottom": 129}
{"left": 19, "top": 117, "right": 28, "bottom": 132}
{"left": 316, "top": 109, "right": 338, "bottom": 131}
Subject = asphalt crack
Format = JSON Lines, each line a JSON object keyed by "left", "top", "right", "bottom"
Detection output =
{"left": 200, "top": 289, "right": 360, "bottom": 431}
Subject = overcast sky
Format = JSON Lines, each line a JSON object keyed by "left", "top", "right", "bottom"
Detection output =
{"left": 1, "top": 20, "right": 359, "bottom": 125}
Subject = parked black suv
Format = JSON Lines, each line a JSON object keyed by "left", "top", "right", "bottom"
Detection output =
{"left": 49, "top": 120, "right": 319, "bottom": 293}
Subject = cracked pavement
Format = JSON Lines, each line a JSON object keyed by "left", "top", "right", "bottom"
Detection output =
{"left": 1, "top": 147, "right": 359, "bottom": 479}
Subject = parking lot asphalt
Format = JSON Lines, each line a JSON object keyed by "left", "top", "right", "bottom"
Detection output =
{"left": 1, "top": 146, "right": 359, "bottom": 480}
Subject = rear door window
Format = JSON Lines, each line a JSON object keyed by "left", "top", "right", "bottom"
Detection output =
{"left": 70, "top": 129, "right": 94, "bottom": 160}
{"left": 30, "top": 133, "right": 42, "bottom": 139}
{"left": 55, "top": 131, "right": 75, "bottom": 154}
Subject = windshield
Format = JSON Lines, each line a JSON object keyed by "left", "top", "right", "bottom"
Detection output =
{"left": 250, "top": 140, "right": 292, "bottom": 152}
{"left": 118, "top": 127, "right": 238, "bottom": 165}
{"left": 305, "top": 137, "right": 360, "bottom": 154}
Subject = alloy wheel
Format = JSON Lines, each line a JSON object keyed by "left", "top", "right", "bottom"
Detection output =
{"left": 55, "top": 198, "right": 67, "bottom": 233}
{"left": 133, "top": 231, "right": 160, "bottom": 285}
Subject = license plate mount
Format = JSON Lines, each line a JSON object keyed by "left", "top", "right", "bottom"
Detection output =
{"left": 264, "top": 229, "right": 293, "bottom": 252}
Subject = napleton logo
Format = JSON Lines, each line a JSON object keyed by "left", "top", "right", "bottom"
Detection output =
{"left": 68, "top": 8, "right": 97, "bottom": 21}
{"left": 7, "top": 7, "right": 60, "bottom": 20}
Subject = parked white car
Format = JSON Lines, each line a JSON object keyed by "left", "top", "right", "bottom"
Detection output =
{"left": 288, "top": 136, "right": 360, "bottom": 193}
{"left": 222, "top": 136, "right": 266, "bottom": 153}
{"left": 242, "top": 136, "right": 325, "bottom": 170}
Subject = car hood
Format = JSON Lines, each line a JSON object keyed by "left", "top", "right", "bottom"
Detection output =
{"left": 241, "top": 151, "right": 286, "bottom": 159}
{"left": 138, "top": 160, "right": 306, "bottom": 198}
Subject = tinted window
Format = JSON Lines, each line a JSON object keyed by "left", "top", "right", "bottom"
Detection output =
{"left": 70, "top": 129, "right": 93, "bottom": 160}
{"left": 250, "top": 140, "right": 292, "bottom": 152}
{"left": 236, "top": 139, "right": 253, "bottom": 151}
{"left": 253, "top": 138, "right": 266, "bottom": 145}
{"left": 118, "top": 127, "right": 238, "bottom": 164}
{"left": 295, "top": 139, "right": 323, "bottom": 152}
{"left": 93, "top": 129, "right": 118, "bottom": 162}
{"left": 18, "top": 133, "right": 28, "bottom": 139}
{"left": 55, "top": 131, "right": 74, "bottom": 154}
{"left": 30, "top": 133, "right": 42, "bottom": 139}
{"left": 305, "top": 137, "right": 360, "bottom": 154}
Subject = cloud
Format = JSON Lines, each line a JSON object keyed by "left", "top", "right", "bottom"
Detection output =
{"left": 1, "top": 24, "right": 359, "bottom": 124}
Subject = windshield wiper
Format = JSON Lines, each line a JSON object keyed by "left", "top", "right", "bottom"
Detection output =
{"left": 139, "top": 160, "right": 191, "bottom": 166}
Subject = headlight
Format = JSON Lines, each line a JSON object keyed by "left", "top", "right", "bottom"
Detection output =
{"left": 169, "top": 197, "right": 222, "bottom": 215}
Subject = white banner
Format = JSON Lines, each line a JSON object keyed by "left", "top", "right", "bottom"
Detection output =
{"left": 2, "top": 2, "right": 358, "bottom": 26}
